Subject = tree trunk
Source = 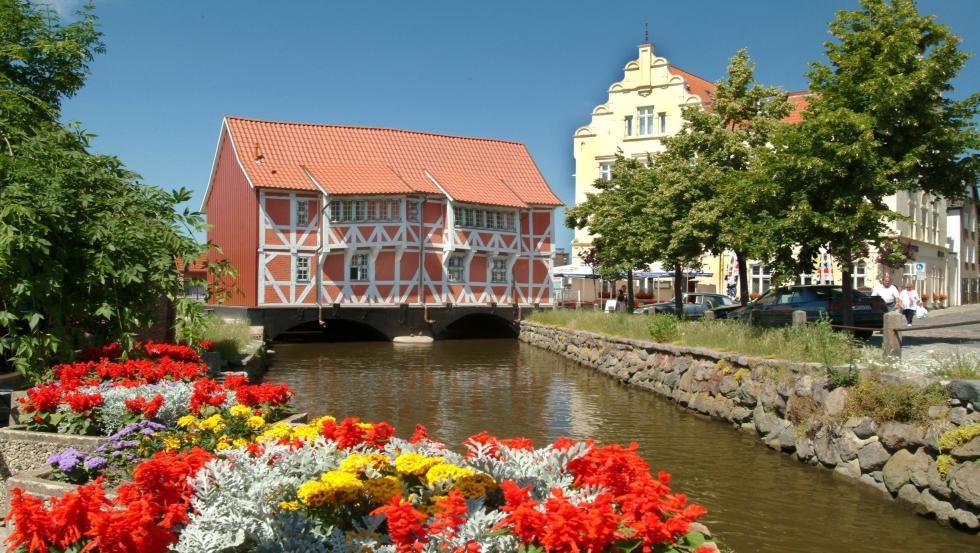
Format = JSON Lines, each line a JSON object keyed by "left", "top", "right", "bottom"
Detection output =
{"left": 840, "top": 267, "right": 855, "bottom": 329}
{"left": 626, "top": 269, "right": 635, "bottom": 314}
{"left": 673, "top": 264, "right": 684, "bottom": 319}
{"left": 735, "top": 249, "right": 749, "bottom": 306}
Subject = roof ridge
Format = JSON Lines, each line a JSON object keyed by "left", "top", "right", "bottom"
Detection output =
{"left": 224, "top": 115, "right": 526, "bottom": 146}
{"left": 668, "top": 65, "right": 715, "bottom": 87}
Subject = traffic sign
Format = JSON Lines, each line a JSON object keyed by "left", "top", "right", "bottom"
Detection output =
{"left": 914, "top": 262, "right": 926, "bottom": 281}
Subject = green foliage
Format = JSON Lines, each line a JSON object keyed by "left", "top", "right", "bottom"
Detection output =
{"left": 826, "top": 366, "right": 860, "bottom": 390}
{"left": 528, "top": 311, "right": 860, "bottom": 365}
{"left": 647, "top": 314, "right": 678, "bottom": 343}
{"left": 844, "top": 374, "right": 948, "bottom": 423}
{"left": 0, "top": 1, "right": 214, "bottom": 382}
{"left": 928, "top": 351, "right": 980, "bottom": 380}
{"left": 203, "top": 317, "right": 254, "bottom": 360}
{"left": 938, "top": 423, "right": 980, "bottom": 452}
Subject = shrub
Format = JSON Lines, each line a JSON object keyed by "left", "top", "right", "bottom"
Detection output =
{"left": 648, "top": 314, "right": 679, "bottom": 342}
{"left": 203, "top": 317, "right": 254, "bottom": 360}
{"left": 844, "top": 375, "right": 948, "bottom": 423}
{"left": 929, "top": 351, "right": 980, "bottom": 380}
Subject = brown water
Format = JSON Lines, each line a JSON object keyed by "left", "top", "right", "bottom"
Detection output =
{"left": 268, "top": 339, "right": 978, "bottom": 552}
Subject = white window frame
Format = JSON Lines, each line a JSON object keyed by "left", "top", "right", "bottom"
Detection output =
{"left": 637, "top": 107, "right": 655, "bottom": 136}
{"left": 750, "top": 264, "right": 771, "bottom": 295}
{"left": 295, "top": 256, "right": 311, "bottom": 283}
{"left": 490, "top": 258, "right": 508, "bottom": 283}
{"left": 349, "top": 253, "right": 369, "bottom": 282}
{"left": 599, "top": 162, "right": 612, "bottom": 181}
{"left": 658, "top": 112, "right": 667, "bottom": 134}
{"left": 296, "top": 200, "right": 309, "bottom": 226}
{"left": 624, "top": 115, "right": 633, "bottom": 137}
{"left": 852, "top": 261, "right": 867, "bottom": 289}
{"left": 447, "top": 255, "right": 465, "bottom": 282}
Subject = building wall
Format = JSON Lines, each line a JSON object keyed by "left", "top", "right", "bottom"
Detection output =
{"left": 571, "top": 42, "right": 708, "bottom": 262}
{"left": 256, "top": 193, "right": 554, "bottom": 307}
{"left": 948, "top": 187, "right": 980, "bottom": 305}
{"left": 205, "top": 132, "right": 259, "bottom": 306}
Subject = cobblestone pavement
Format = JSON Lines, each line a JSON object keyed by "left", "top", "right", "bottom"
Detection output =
{"left": 865, "top": 303, "right": 980, "bottom": 372}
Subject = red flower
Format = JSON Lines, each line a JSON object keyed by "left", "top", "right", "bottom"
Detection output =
{"left": 371, "top": 496, "right": 428, "bottom": 552}
{"left": 198, "top": 340, "right": 215, "bottom": 351}
{"left": 124, "top": 394, "right": 164, "bottom": 419}
{"left": 319, "top": 417, "right": 395, "bottom": 449}
{"left": 428, "top": 491, "right": 468, "bottom": 539}
{"left": 499, "top": 437, "right": 534, "bottom": 451}
{"left": 222, "top": 373, "right": 249, "bottom": 390}
{"left": 189, "top": 378, "right": 226, "bottom": 415}
{"left": 65, "top": 392, "right": 103, "bottom": 413}
{"left": 464, "top": 431, "right": 500, "bottom": 458}
{"left": 409, "top": 424, "right": 429, "bottom": 444}
{"left": 22, "top": 384, "right": 63, "bottom": 413}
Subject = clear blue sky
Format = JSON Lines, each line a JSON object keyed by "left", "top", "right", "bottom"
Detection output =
{"left": 54, "top": 0, "right": 979, "bottom": 255}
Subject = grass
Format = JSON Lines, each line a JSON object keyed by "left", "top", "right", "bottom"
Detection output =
{"left": 528, "top": 310, "right": 860, "bottom": 366}
{"left": 202, "top": 316, "right": 254, "bottom": 360}
{"left": 929, "top": 350, "right": 980, "bottom": 380}
{"left": 844, "top": 374, "right": 948, "bottom": 423}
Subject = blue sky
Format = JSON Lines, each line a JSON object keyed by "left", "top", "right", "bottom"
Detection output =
{"left": 54, "top": 0, "right": 979, "bottom": 254}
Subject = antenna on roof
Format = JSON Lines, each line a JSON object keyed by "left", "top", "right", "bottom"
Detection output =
{"left": 643, "top": 19, "right": 649, "bottom": 44}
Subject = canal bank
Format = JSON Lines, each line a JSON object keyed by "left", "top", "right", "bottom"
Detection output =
{"left": 519, "top": 321, "right": 980, "bottom": 536}
{"left": 267, "top": 339, "right": 978, "bottom": 552}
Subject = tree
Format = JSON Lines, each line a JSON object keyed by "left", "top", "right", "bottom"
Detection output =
{"left": 657, "top": 49, "right": 791, "bottom": 306}
{"left": 0, "top": 1, "right": 209, "bottom": 382}
{"left": 566, "top": 155, "right": 662, "bottom": 313}
{"left": 767, "top": 0, "right": 979, "bottom": 326}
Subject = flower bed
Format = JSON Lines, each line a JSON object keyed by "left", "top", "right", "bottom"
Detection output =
{"left": 5, "top": 418, "right": 718, "bottom": 553}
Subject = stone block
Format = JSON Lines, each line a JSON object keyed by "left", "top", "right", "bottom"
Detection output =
{"left": 879, "top": 421, "right": 925, "bottom": 452}
{"left": 857, "top": 441, "right": 891, "bottom": 471}
{"left": 947, "top": 380, "right": 980, "bottom": 406}
{"left": 823, "top": 388, "right": 848, "bottom": 418}
{"left": 951, "top": 437, "right": 980, "bottom": 461}
{"left": 896, "top": 483, "right": 923, "bottom": 508}
{"left": 882, "top": 449, "right": 915, "bottom": 493}
{"left": 948, "top": 460, "right": 980, "bottom": 509}
{"left": 844, "top": 416, "right": 877, "bottom": 440}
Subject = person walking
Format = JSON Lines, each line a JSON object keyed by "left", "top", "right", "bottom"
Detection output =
{"left": 898, "top": 281, "right": 922, "bottom": 327}
{"left": 871, "top": 274, "right": 900, "bottom": 312}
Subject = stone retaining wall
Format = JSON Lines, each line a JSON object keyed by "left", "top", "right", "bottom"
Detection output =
{"left": 520, "top": 322, "right": 980, "bottom": 533}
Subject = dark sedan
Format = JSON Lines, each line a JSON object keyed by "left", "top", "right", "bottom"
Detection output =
{"left": 712, "top": 285, "right": 887, "bottom": 339}
{"left": 636, "top": 293, "right": 738, "bottom": 319}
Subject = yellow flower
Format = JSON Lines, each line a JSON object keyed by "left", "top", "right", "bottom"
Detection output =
{"left": 177, "top": 415, "right": 198, "bottom": 429}
{"left": 162, "top": 436, "right": 181, "bottom": 451}
{"left": 278, "top": 500, "right": 300, "bottom": 511}
{"left": 245, "top": 416, "right": 266, "bottom": 430}
{"left": 297, "top": 480, "right": 331, "bottom": 507}
{"left": 356, "top": 422, "right": 374, "bottom": 431}
{"left": 339, "top": 453, "right": 390, "bottom": 475}
{"left": 199, "top": 414, "right": 225, "bottom": 432}
{"left": 362, "top": 476, "right": 402, "bottom": 504}
{"left": 257, "top": 422, "right": 293, "bottom": 442}
{"left": 316, "top": 470, "right": 365, "bottom": 504}
{"left": 394, "top": 452, "right": 444, "bottom": 476}
{"left": 453, "top": 473, "right": 497, "bottom": 499}
{"left": 424, "top": 463, "right": 475, "bottom": 486}
{"left": 229, "top": 405, "right": 252, "bottom": 418}
{"left": 292, "top": 424, "right": 320, "bottom": 442}
{"left": 215, "top": 441, "right": 231, "bottom": 451}
{"left": 232, "top": 437, "right": 249, "bottom": 448}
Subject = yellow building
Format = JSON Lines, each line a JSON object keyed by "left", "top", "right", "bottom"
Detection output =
{"left": 571, "top": 41, "right": 714, "bottom": 263}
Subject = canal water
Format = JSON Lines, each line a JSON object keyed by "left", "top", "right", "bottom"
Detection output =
{"left": 268, "top": 339, "right": 977, "bottom": 552}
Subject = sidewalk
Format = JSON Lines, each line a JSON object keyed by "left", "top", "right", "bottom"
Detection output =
{"left": 867, "top": 303, "right": 980, "bottom": 371}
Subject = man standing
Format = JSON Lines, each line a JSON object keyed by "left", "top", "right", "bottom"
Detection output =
{"left": 871, "top": 274, "right": 900, "bottom": 312}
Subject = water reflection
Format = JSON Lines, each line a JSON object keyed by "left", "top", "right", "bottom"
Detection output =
{"left": 268, "top": 340, "right": 977, "bottom": 553}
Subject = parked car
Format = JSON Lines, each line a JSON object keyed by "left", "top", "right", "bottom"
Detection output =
{"left": 635, "top": 293, "right": 738, "bottom": 319}
{"left": 715, "top": 285, "right": 887, "bottom": 339}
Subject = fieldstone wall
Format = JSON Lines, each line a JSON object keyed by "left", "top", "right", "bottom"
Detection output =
{"left": 520, "top": 322, "right": 980, "bottom": 533}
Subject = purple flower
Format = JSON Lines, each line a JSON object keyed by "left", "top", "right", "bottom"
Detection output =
{"left": 83, "top": 456, "right": 107, "bottom": 471}
{"left": 50, "top": 448, "right": 83, "bottom": 472}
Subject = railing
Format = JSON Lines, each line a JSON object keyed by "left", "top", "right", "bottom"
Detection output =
{"left": 824, "top": 313, "right": 979, "bottom": 358}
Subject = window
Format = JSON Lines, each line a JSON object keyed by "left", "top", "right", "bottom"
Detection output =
{"left": 296, "top": 200, "right": 309, "bottom": 226}
{"left": 637, "top": 107, "right": 655, "bottom": 135}
{"left": 407, "top": 200, "right": 419, "bottom": 222}
{"left": 453, "top": 206, "right": 515, "bottom": 231}
{"left": 599, "top": 162, "right": 613, "bottom": 181}
{"left": 295, "top": 256, "right": 310, "bottom": 283}
{"left": 750, "top": 264, "right": 771, "bottom": 294}
{"left": 797, "top": 273, "right": 814, "bottom": 285}
{"left": 349, "top": 253, "right": 369, "bottom": 281}
{"left": 624, "top": 115, "right": 633, "bottom": 136}
{"left": 658, "top": 112, "right": 667, "bottom": 134}
{"left": 490, "top": 258, "right": 508, "bottom": 283}
{"left": 852, "top": 261, "right": 866, "bottom": 289}
{"left": 447, "top": 255, "right": 464, "bottom": 282}
{"left": 329, "top": 199, "right": 401, "bottom": 223}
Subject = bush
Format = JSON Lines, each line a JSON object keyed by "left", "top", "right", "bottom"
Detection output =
{"left": 648, "top": 314, "right": 678, "bottom": 343}
{"left": 203, "top": 317, "right": 253, "bottom": 360}
{"left": 844, "top": 375, "right": 948, "bottom": 423}
{"left": 929, "top": 351, "right": 980, "bottom": 380}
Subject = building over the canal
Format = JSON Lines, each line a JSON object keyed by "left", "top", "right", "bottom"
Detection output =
{"left": 202, "top": 116, "right": 561, "bottom": 313}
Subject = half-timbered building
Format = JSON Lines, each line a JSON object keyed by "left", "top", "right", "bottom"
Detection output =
{"left": 202, "top": 116, "right": 561, "bottom": 310}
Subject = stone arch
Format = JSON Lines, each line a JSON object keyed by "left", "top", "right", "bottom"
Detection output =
{"left": 435, "top": 312, "right": 518, "bottom": 340}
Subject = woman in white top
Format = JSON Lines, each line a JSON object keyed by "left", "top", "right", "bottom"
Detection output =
{"left": 898, "top": 281, "right": 921, "bottom": 326}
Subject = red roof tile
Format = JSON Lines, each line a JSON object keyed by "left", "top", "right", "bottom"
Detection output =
{"left": 426, "top": 169, "right": 526, "bottom": 208}
{"left": 783, "top": 91, "right": 813, "bottom": 124}
{"left": 225, "top": 117, "right": 562, "bottom": 207}
{"left": 669, "top": 66, "right": 716, "bottom": 107}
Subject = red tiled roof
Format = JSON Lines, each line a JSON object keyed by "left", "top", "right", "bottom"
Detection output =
{"left": 783, "top": 91, "right": 812, "bottom": 124}
{"left": 669, "top": 66, "right": 716, "bottom": 106}
{"left": 224, "top": 117, "right": 562, "bottom": 207}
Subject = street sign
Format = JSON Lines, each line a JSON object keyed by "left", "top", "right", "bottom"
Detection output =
{"left": 914, "top": 262, "right": 927, "bottom": 281}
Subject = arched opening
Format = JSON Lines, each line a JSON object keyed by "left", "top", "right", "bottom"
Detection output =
{"left": 437, "top": 313, "right": 518, "bottom": 340}
{"left": 274, "top": 319, "right": 388, "bottom": 343}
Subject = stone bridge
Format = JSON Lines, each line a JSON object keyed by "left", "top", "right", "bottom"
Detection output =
{"left": 207, "top": 304, "right": 537, "bottom": 341}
